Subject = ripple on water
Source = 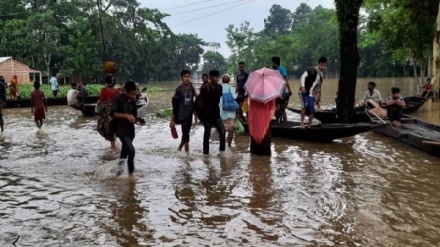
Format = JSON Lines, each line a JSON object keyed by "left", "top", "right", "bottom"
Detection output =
{"left": 1, "top": 102, "right": 440, "bottom": 246}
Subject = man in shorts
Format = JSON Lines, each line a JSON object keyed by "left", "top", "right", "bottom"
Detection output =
{"left": 299, "top": 57, "right": 327, "bottom": 129}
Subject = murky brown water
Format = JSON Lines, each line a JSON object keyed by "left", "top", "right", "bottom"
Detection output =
{"left": 1, "top": 78, "right": 440, "bottom": 246}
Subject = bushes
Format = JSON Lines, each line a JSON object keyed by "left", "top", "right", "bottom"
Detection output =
{"left": 8, "top": 84, "right": 166, "bottom": 99}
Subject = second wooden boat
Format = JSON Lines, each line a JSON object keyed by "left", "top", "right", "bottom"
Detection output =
{"left": 242, "top": 120, "right": 384, "bottom": 142}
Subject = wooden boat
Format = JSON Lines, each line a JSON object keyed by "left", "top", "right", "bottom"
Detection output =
{"left": 242, "top": 120, "right": 384, "bottom": 142}
{"left": 76, "top": 94, "right": 149, "bottom": 117}
{"left": 368, "top": 114, "right": 440, "bottom": 158}
{"left": 288, "top": 96, "right": 429, "bottom": 124}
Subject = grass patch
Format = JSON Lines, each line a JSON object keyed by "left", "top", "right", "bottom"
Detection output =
{"left": 156, "top": 109, "right": 173, "bottom": 118}
{"left": 7, "top": 84, "right": 167, "bottom": 99}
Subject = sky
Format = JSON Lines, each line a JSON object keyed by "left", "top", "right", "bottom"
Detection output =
{"left": 139, "top": 0, "right": 334, "bottom": 57}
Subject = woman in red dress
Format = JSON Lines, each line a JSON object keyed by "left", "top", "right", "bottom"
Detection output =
{"left": 97, "top": 74, "right": 120, "bottom": 149}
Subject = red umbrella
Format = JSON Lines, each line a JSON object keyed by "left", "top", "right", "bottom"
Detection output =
{"left": 244, "top": 67, "right": 285, "bottom": 104}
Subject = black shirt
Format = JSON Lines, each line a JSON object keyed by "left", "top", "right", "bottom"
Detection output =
{"left": 200, "top": 83, "right": 222, "bottom": 123}
{"left": 172, "top": 85, "right": 196, "bottom": 123}
{"left": 110, "top": 94, "right": 138, "bottom": 139}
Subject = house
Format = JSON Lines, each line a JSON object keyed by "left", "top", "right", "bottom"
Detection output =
{"left": 0, "top": 57, "right": 42, "bottom": 85}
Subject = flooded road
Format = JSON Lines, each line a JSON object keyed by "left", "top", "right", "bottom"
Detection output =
{"left": 1, "top": 79, "right": 440, "bottom": 246}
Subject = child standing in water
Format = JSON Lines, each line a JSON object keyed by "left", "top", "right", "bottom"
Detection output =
{"left": 30, "top": 80, "right": 47, "bottom": 129}
{"left": 111, "top": 81, "right": 139, "bottom": 177}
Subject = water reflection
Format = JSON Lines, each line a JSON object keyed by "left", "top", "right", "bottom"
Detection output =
{"left": 105, "top": 180, "right": 150, "bottom": 247}
{"left": 0, "top": 80, "right": 440, "bottom": 246}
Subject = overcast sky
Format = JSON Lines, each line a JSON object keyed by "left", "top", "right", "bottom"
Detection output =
{"left": 139, "top": 0, "right": 334, "bottom": 57}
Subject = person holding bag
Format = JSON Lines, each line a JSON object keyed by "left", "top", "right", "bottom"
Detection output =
{"left": 219, "top": 74, "right": 238, "bottom": 148}
{"left": 170, "top": 70, "right": 197, "bottom": 153}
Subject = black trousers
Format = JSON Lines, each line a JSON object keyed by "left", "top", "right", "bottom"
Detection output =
{"left": 52, "top": 90, "right": 58, "bottom": 97}
{"left": 203, "top": 117, "right": 226, "bottom": 154}
{"left": 181, "top": 121, "right": 192, "bottom": 143}
{"left": 120, "top": 136, "right": 135, "bottom": 174}
{"left": 387, "top": 105, "right": 403, "bottom": 122}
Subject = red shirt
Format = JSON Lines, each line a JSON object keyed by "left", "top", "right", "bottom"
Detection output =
{"left": 31, "top": 89, "right": 45, "bottom": 110}
{"left": 99, "top": 87, "right": 120, "bottom": 104}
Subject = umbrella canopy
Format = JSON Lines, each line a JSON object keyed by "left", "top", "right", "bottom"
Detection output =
{"left": 244, "top": 67, "right": 285, "bottom": 104}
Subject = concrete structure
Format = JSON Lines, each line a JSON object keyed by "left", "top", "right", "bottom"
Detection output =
{"left": 0, "top": 57, "right": 42, "bottom": 85}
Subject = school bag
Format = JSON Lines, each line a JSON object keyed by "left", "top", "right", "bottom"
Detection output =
{"left": 222, "top": 86, "right": 239, "bottom": 111}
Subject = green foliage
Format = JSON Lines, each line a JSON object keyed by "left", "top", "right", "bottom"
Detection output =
{"left": 263, "top": 4, "right": 293, "bottom": 37}
{"left": 202, "top": 51, "right": 228, "bottom": 75}
{"left": 155, "top": 109, "right": 173, "bottom": 118}
{"left": 0, "top": 0, "right": 207, "bottom": 82}
{"left": 7, "top": 84, "right": 165, "bottom": 99}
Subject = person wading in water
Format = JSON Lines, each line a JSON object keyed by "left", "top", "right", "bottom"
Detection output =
{"left": 170, "top": 70, "right": 197, "bottom": 154}
{"left": 97, "top": 74, "right": 120, "bottom": 150}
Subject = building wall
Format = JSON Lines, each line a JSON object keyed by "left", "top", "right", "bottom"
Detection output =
{"left": 0, "top": 58, "right": 40, "bottom": 85}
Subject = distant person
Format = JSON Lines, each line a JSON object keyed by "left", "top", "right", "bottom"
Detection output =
{"left": 235, "top": 61, "right": 248, "bottom": 121}
{"left": 81, "top": 82, "right": 89, "bottom": 97}
{"left": 421, "top": 78, "right": 434, "bottom": 98}
{"left": 111, "top": 81, "right": 139, "bottom": 178}
{"left": 299, "top": 56, "right": 327, "bottom": 129}
{"left": 170, "top": 70, "right": 197, "bottom": 154}
{"left": 272, "top": 57, "right": 293, "bottom": 125}
{"left": 361, "top": 81, "right": 383, "bottom": 107}
{"left": 220, "top": 74, "right": 236, "bottom": 148}
{"left": 30, "top": 80, "right": 47, "bottom": 129}
{"left": 199, "top": 70, "right": 225, "bottom": 155}
{"left": 0, "top": 76, "right": 6, "bottom": 132}
{"left": 10, "top": 75, "right": 18, "bottom": 100}
{"left": 50, "top": 73, "right": 59, "bottom": 97}
{"left": 200, "top": 73, "right": 209, "bottom": 93}
{"left": 97, "top": 74, "right": 120, "bottom": 150}
{"left": 67, "top": 83, "right": 81, "bottom": 110}
{"left": 386, "top": 87, "right": 406, "bottom": 128}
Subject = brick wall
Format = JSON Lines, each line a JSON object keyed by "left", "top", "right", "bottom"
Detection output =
{"left": 0, "top": 58, "right": 40, "bottom": 85}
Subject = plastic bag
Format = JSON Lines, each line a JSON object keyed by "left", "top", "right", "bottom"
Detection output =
{"left": 234, "top": 119, "right": 245, "bottom": 134}
{"left": 95, "top": 103, "right": 105, "bottom": 114}
{"left": 242, "top": 98, "right": 249, "bottom": 113}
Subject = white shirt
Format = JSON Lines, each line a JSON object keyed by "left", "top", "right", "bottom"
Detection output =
{"left": 50, "top": 76, "right": 58, "bottom": 91}
{"left": 67, "top": 89, "right": 79, "bottom": 106}
{"left": 300, "top": 67, "right": 323, "bottom": 97}
{"left": 362, "top": 89, "right": 383, "bottom": 103}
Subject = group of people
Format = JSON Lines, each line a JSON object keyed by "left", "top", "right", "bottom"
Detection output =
{"left": 360, "top": 81, "right": 406, "bottom": 127}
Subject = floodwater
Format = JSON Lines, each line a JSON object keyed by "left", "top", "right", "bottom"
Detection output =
{"left": 1, "top": 78, "right": 440, "bottom": 247}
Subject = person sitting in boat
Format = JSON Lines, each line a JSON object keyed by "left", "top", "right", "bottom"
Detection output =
{"left": 67, "top": 83, "right": 82, "bottom": 110}
{"left": 386, "top": 87, "right": 406, "bottom": 128}
{"left": 361, "top": 81, "right": 382, "bottom": 107}
{"left": 421, "top": 78, "right": 434, "bottom": 98}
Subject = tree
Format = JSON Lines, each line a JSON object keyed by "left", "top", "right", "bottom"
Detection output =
{"left": 335, "top": 0, "right": 364, "bottom": 123}
{"left": 202, "top": 51, "right": 227, "bottom": 74}
{"left": 225, "top": 21, "right": 256, "bottom": 72}
{"left": 291, "top": 3, "right": 312, "bottom": 30}
{"left": 263, "top": 4, "right": 292, "bottom": 37}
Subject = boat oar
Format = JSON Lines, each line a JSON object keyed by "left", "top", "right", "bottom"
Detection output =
{"left": 422, "top": 140, "right": 440, "bottom": 146}
{"left": 366, "top": 109, "right": 386, "bottom": 124}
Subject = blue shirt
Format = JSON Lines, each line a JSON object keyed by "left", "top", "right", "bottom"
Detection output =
{"left": 50, "top": 76, "right": 58, "bottom": 91}
{"left": 277, "top": 65, "right": 288, "bottom": 78}
{"left": 277, "top": 65, "right": 288, "bottom": 96}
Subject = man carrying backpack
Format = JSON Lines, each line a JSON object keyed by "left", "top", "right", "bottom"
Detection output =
{"left": 198, "top": 70, "right": 226, "bottom": 155}
{"left": 299, "top": 57, "right": 327, "bottom": 129}
{"left": 170, "top": 70, "right": 197, "bottom": 154}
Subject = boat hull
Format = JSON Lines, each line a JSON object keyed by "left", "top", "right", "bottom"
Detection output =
{"left": 372, "top": 116, "right": 440, "bottom": 158}
{"left": 288, "top": 96, "right": 429, "bottom": 124}
{"left": 243, "top": 120, "right": 383, "bottom": 142}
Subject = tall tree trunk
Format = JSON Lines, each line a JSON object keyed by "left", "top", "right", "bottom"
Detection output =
{"left": 428, "top": 54, "right": 432, "bottom": 78}
{"left": 433, "top": 2, "right": 440, "bottom": 86}
{"left": 335, "top": 0, "right": 363, "bottom": 123}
